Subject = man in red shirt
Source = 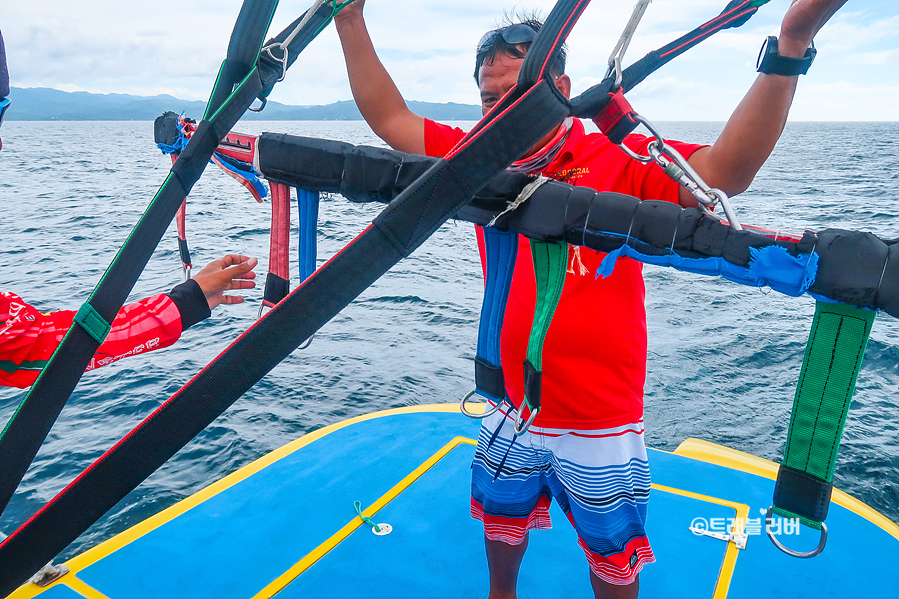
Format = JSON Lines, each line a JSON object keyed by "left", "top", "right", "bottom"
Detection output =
{"left": 335, "top": 2, "right": 844, "bottom": 597}
{"left": 1, "top": 254, "right": 258, "bottom": 388}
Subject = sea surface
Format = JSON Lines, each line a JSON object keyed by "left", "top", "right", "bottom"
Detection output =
{"left": 1, "top": 120, "right": 898, "bottom": 561}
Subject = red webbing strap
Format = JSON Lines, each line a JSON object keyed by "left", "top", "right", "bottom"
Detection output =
{"left": 262, "top": 182, "right": 291, "bottom": 309}
{"left": 171, "top": 153, "right": 191, "bottom": 278}
{"left": 592, "top": 88, "right": 640, "bottom": 145}
{"left": 176, "top": 200, "right": 187, "bottom": 247}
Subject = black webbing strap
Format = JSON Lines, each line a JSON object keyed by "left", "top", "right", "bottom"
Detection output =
{"left": 0, "top": 78, "right": 571, "bottom": 595}
{"left": 204, "top": 0, "right": 279, "bottom": 119}
{"left": 0, "top": 0, "right": 331, "bottom": 523}
{"left": 570, "top": 0, "right": 770, "bottom": 118}
{"left": 624, "top": 0, "right": 770, "bottom": 91}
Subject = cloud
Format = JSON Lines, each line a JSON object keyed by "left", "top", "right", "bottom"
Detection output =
{"left": 2, "top": 0, "right": 897, "bottom": 119}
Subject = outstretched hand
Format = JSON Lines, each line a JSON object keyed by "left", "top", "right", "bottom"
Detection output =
{"left": 780, "top": 0, "right": 847, "bottom": 56}
{"left": 192, "top": 254, "right": 258, "bottom": 310}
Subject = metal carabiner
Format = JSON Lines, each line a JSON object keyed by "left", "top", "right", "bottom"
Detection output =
{"left": 261, "top": 43, "right": 289, "bottom": 82}
{"left": 512, "top": 404, "right": 539, "bottom": 436}
{"left": 605, "top": 56, "right": 623, "bottom": 89}
{"left": 765, "top": 505, "right": 828, "bottom": 559}
{"left": 182, "top": 264, "right": 192, "bottom": 283}
{"left": 459, "top": 389, "right": 504, "bottom": 419}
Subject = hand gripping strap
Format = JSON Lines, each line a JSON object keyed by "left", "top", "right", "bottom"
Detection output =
{"left": 772, "top": 301, "right": 875, "bottom": 528}
{"left": 475, "top": 226, "right": 519, "bottom": 402}
{"left": 522, "top": 240, "right": 569, "bottom": 413}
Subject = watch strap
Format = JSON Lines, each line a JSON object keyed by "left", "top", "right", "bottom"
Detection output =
{"left": 757, "top": 36, "right": 816, "bottom": 76}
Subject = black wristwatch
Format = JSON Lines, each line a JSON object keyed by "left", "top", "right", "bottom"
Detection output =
{"left": 756, "top": 36, "right": 816, "bottom": 76}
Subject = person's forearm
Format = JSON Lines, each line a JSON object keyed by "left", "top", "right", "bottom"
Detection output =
{"left": 690, "top": 37, "right": 808, "bottom": 198}
{"left": 335, "top": 12, "right": 425, "bottom": 154}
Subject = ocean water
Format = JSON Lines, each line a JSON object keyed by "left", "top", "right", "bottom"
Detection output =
{"left": 1, "top": 120, "right": 898, "bottom": 561}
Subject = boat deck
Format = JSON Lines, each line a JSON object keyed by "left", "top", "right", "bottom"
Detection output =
{"left": 11, "top": 405, "right": 899, "bottom": 598}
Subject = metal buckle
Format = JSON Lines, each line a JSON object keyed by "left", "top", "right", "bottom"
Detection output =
{"left": 512, "top": 404, "right": 539, "bottom": 436}
{"left": 459, "top": 389, "right": 503, "bottom": 419}
{"left": 765, "top": 505, "right": 828, "bottom": 558}
{"left": 261, "top": 44, "right": 289, "bottom": 82}
{"left": 30, "top": 562, "right": 69, "bottom": 587}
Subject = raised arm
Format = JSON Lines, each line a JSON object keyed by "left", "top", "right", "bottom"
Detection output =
{"left": 684, "top": 0, "right": 847, "bottom": 206}
{"left": 334, "top": 0, "right": 426, "bottom": 154}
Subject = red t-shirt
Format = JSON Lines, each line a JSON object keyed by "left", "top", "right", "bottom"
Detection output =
{"left": 425, "top": 118, "right": 704, "bottom": 429}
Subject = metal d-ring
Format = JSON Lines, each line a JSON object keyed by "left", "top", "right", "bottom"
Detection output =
{"left": 765, "top": 505, "right": 828, "bottom": 558}
{"left": 257, "top": 302, "right": 314, "bottom": 348}
{"left": 459, "top": 389, "right": 503, "bottom": 419}
{"left": 297, "top": 333, "right": 314, "bottom": 350}
{"left": 513, "top": 405, "right": 539, "bottom": 436}
{"left": 248, "top": 97, "right": 268, "bottom": 113}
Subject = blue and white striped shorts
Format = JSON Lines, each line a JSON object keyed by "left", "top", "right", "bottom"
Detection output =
{"left": 470, "top": 406, "right": 655, "bottom": 585}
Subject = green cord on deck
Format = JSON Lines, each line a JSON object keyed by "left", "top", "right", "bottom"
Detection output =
{"left": 353, "top": 500, "right": 381, "bottom": 533}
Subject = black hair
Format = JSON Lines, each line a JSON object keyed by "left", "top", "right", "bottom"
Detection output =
{"left": 473, "top": 13, "right": 567, "bottom": 84}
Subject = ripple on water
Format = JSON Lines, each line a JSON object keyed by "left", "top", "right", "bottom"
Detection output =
{"left": 1, "top": 121, "right": 898, "bottom": 559}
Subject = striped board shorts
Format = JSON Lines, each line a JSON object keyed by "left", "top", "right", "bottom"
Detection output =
{"left": 470, "top": 405, "right": 655, "bottom": 585}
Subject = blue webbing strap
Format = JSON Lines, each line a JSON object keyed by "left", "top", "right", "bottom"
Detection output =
{"left": 474, "top": 226, "right": 518, "bottom": 403}
{"left": 297, "top": 188, "right": 320, "bottom": 282}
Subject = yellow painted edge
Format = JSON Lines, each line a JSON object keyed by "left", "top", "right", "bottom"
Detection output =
{"left": 673, "top": 438, "right": 899, "bottom": 542}
{"left": 251, "top": 436, "right": 477, "bottom": 599}
{"left": 651, "top": 484, "right": 749, "bottom": 599}
{"left": 7, "top": 575, "right": 112, "bottom": 599}
{"left": 12, "top": 402, "right": 472, "bottom": 597}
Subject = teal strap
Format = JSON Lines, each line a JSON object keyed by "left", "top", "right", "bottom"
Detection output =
{"left": 73, "top": 304, "right": 112, "bottom": 344}
{"left": 353, "top": 500, "right": 381, "bottom": 533}
{"left": 526, "top": 241, "right": 568, "bottom": 371}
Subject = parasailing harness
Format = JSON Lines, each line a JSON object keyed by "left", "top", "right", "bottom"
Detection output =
{"left": 0, "top": 0, "right": 872, "bottom": 593}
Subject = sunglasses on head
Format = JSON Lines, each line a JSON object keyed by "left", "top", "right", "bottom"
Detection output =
{"left": 477, "top": 24, "right": 538, "bottom": 54}
{"left": 0, "top": 98, "right": 10, "bottom": 128}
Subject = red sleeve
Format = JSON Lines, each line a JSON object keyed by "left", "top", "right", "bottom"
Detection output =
{"left": 424, "top": 118, "right": 468, "bottom": 158}
{"left": 621, "top": 134, "right": 707, "bottom": 204}
{"left": 0, "top": 292, "right": 183, "bottom": 388}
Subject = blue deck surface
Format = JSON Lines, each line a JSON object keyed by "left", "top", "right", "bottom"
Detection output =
{"left": 279, "top": 443, "right": 732, "bottom": 598}
{"left": 650, "top": 450, "right": 899, "bottom": 598}
{"left": 57, "top": 408, "right": 897, "bottom": 598}
{"left": 78, "top": 411, "right": 479, "bottom": 598}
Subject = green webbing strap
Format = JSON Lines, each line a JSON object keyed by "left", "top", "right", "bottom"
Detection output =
{"left": 72, "top": 303, "right": 112, "bottom": 344}
{"left": 772, "top": 301, "right": 875, "bottom": 532}
{"left": 516, "top": 241, "right": 568, "bottom": 434}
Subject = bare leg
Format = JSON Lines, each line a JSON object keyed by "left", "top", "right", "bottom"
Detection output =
{"left": 590, "top": 571, "right": 639, "bottom": 599}
{"left": 485, "top": 533, "right": 529, "bottom": 599}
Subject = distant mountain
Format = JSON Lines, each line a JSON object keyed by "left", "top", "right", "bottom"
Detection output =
{"left": 4, "top": 87, "right": 481, "bottom": 121}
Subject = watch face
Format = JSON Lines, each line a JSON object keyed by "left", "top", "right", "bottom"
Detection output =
{"left": 757, "top": 36, "right": 777, "bottom": 71}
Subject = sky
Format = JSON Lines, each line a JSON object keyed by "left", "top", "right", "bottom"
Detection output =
{"left": 2, "top": 0, "right": 898, "bottom": 120}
